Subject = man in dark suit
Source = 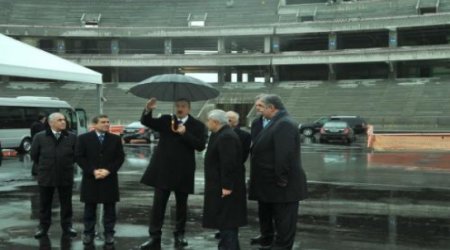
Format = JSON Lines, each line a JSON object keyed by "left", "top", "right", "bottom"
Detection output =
{"left": 31, "top": 113, "right": 47, "bottom": 140}
{"left": 75, "top": 114, "right": 125, "bottom": 245}
{"left": 203, "top": 109, "right": 247, "bottom": 250}
{"left": 140, "top": 98, "right": 207, "bottom": 250}
{"left": 249, "top": 113, "right": 275, "bottom": 248}
{"left": 226, "top": 111, "right": 251, "bottom": 164}
{"left": 249, "top": 94, "right": 308, "bottom": 250}
{"left": 30, "top": 112, "right": 77, "bottom": 239}
{"left": 30, "top": 113, "right": 47, "bottom": 176}
{"left": 212, "top": 110, "right": 252, "bottom": 240}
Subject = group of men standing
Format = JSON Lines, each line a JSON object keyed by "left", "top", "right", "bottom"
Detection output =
{"left": 31, "top": 113, "right": 125, "bottom": 246}
{"left": 30, "top": 93, "right": 307, "bottom": 250}
{"left": 139, "top": 94, "right": 307, "bottom": 250}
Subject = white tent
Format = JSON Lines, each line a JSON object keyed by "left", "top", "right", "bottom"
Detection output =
{"left": 0, "top": 33, "right": 104, "bottom": 112}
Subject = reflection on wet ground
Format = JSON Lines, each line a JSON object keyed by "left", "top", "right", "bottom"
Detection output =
{"left": 1, "top": 138, "right": 450, "bottom": 249}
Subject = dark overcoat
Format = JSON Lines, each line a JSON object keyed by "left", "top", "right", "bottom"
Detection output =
{"left": 233, "top": 127, "right": 251, "bottom": 164}
{"left": 250, "top": 116, "right": 263, "bottom": 142}
{"left": 75, "top": 131, "right": 125, "bottom": 203}
{"left": 202, "top": 125, "right": 247, "bottom": 229}
{"left": 249, "top": 111, "right": 308, "bottom": 202}
{"left": 30, "top": 128, "right": 77, "bottom": 187}
{"left": 140, "top": 111, "right": 207, "bottom": 194}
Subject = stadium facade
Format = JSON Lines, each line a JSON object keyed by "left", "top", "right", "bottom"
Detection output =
{"left": 1, "top": 0, "right": 450, "bottom": 129}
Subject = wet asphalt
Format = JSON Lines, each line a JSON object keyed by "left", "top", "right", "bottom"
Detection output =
{"left": 0, "top": 135, "right": 449, "bottom": 250}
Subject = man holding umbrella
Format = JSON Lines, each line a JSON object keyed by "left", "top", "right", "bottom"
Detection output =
{"left": 140, "top": 97, "right": 207, "bottom": 249}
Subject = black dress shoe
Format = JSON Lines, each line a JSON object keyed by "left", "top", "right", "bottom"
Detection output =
{"left": 34, "top": 228, "right": 48, "bottom": 239}
{"left": 104, "top": 234, "right": 115, "bottom": 245}
{"left": 174, "top": 233, "right": 188, "bottom": 248}
{"left": 250, "top": 235, "right": 273, "bottom": 246}
{"left": 83, "top": 234, "right": 94, "bottom": 245}
{"left": 214, "top": 231, "right": 221, "bottom": 239}
{"left": 140, "top": 237, "right": 161, "bottom": 250}
{"left": 63, "top": 227, "right": 77, "bottom": 238}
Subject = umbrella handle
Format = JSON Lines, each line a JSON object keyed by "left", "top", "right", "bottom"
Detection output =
{"left": 171, "top": 118, "right": 177, "bottom": 133}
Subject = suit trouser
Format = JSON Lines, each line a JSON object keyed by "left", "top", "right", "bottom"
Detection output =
{"left": 257, "top": 201, "right": 275, "bottom": 239}
{"left": 219, "top": 228, "right": 240, "bottom": 250}
{"left": 258, "top": 201, "right": 299, "bottom": 250}
{"left": 149, "top": 188, "right": 188, "bottom": 237}
{"left": 83, "top": 202, "right": 116, "bottom": 236}
{"left": 39, "top": 185, "right": 73, "bottom": 230}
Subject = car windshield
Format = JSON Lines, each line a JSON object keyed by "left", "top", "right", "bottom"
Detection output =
{"left": 324, "top": 121, "right": 347, "bottom": 128}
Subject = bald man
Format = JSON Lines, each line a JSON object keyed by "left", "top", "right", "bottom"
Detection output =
{"left": 226, "top": 111, "right": 251, "bottom": 164}
{"left": 30, "top": 112, "right": 77, "bottom": 239}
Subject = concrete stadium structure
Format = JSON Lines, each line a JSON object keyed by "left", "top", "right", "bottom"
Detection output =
{"left": 1, "top": 0, "right": 450, "bottom": 130}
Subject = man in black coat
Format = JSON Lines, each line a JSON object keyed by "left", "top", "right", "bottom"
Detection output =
{"left": 75, "top": 114, "right": 125, "bottom": 245}
{"left": 249, "top": 94, "right": 308, "bottom": 250}
{"left": 203, "top": 109, "right": 247, "bottom": 250}
{"left": 30, "top": 113, "right": 47, "bottom": 176}
{"left": 226, "top": 111, "right": 251, "bottom": 164}
{"left": 30, "top": 112, "right": 77, "bottom": 239}
{"left": 31, "top": 113, "right": 47, "bottom": 140}
{"left": 249, "top": 113, "right": 275, "bottom": 247}
{"left": 140, "top": 98, "right": 207, "bottom": 250}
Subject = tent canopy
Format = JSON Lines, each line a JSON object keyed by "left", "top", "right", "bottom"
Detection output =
{"left": 0, "top": 33, "right": 102, "bottom": 84}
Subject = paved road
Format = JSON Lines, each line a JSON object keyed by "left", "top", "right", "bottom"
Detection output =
{"left": 0, "top": 139, "right": 449, "bottom": 249}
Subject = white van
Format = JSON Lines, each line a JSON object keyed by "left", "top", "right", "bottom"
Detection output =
{"left": 0, "top": 96, "right": 88, "bottom": 152}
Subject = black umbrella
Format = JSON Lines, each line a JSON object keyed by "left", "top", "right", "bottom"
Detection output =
{"left": 127, "top": 74, "right": 220, "bottom": 101}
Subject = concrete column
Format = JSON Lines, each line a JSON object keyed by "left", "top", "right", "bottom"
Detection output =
{"left": 264, "top": 36, "right": 271, "bottom": 53}
{"left": 111, "top": 39, "right": 119, "bottom": 54}
{"left": 218, "top": 37, "right": 226, "bottom": 54}
{"left": 272, "top": 36, "right": 280, "bottom": 53}
{"left": 328, "top": 32, "right": 337, "bottom": 50}
{"left": 237, "top": 71, "right": 243, "bottom": 82}
{"left": 218, "top": 68, "right": 225, "bottom": 84}
{"left": 56, "top": 39, "right": 65, "bottom": 54}
{"left": 111, "top": 67, "right": 119, "bottom": 83}
{"left": 21, "top": 37, "right": 39, "bottom": 47}
{"left": 224, "top": 68, "right": 232, "bottom": 82}
{"left": 389, "top": 28, "right": 398, "bottom": 48}
{"left": 272, "top": 65, "right": 279, "bottom": 83}
{"left": 388, "top": 62, "right": 397, "bottom": 79}
{"left": 164, "top": 38, "right": 172, "bottom": 55}
{"left": 264, "top": 68, "right": 271, "bottom": 83}
{"left": 248, "top": 72, "right": 255, "bottom": 82}
{"left": 328, "top": 64, "right": 336, "bottom": 81}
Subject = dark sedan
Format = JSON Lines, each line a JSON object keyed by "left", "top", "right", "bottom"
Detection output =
{"left": 319, "top": 121, "right": 355, "bottom": 144}
{"left": 121, "top": 121, "right": 159, "bottom": 144}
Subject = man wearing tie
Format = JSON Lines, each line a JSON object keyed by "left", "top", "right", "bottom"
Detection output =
{"left": 30, "top": 112, "right": 77, "bottom": 239}
{"left": 249, "top": 94, "right": 308, "bottom": 249}
{"left": 140, "top": 98, "right": 207, "bottom": 250}
{"left": 75, "top": 115, "right": 125, "bottom": 245}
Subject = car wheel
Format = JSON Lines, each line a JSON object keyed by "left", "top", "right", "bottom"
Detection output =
{"left": 19, "top": 138, "right": 32, "bottom": 153}
{"left": 302, "top": 128, "right": 314, "bottom": 137}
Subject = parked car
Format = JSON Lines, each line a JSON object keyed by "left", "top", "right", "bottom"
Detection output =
{"left": 299, "top": 115, "right": 367, "bottom": 137}
{"left": 319, "top": 121, "right": 355, "bottom": 144}
{"left": 121, "top": 121, "right": 159, "bottom": 144}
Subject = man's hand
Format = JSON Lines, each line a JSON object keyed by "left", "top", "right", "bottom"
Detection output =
{"left": 94, "top": 169, "right": 110, "bottom": 179}
{"left": 175, "top": 124, "right": 186, "bottom": 135}
{"left": 222, "top": 188, "right": 232, "bottom": 198}
{"left": 146, "top": 98, "right": 157, "bottom": 111}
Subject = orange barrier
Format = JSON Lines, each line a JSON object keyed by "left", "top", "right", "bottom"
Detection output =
{"left": 1, "top": 149, "right": 17, "bottom": 157}
{"left": 88, "top": 125, "right": 124, "bottom": 135}
{"left": 369, "top": 133, "right": 450, "bottom": 151}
